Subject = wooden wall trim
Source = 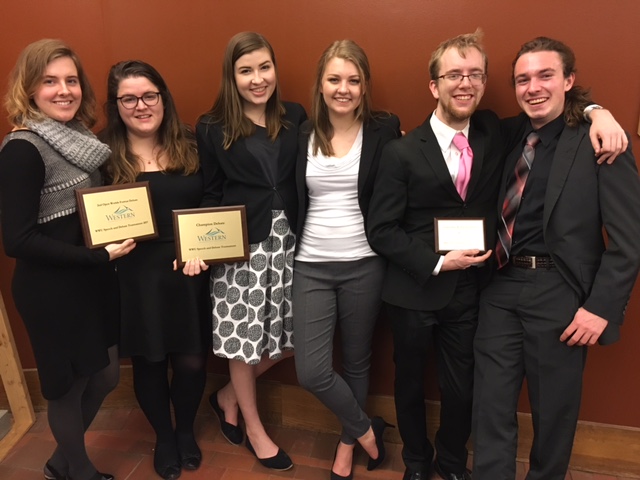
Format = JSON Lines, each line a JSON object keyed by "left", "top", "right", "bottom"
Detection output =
{"left": 1, "top": 367, "right": 637, "bottom": 478}
{"left": 0, "top": 292, "right": 34, "bottom": 461}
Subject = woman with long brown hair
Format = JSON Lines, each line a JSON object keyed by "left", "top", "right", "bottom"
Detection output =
{"left": 195, "top": 31, "right": 306, "bottom": 471}
{"left": 102, "top": 60, "right": 210, "bottom": 480}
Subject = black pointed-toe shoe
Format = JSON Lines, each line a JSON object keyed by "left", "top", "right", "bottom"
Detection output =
{"left": 208, "top": 390, "right": 244, "bottom": 445}
{"left": 330, "top": 442, "right": 353, "bottom": 480}
{"left": 366, "top": 416, "right": 395, "bottom": 471}
{"left": 245, "top": 437, "right": 293, "bottom": 471}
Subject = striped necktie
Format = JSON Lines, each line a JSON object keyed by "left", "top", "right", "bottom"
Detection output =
{"left": 495, "top": 132, "right": 540, "bottom": 268}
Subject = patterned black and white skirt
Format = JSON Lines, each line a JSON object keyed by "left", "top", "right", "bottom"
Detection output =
{"left": 210, "top": 210, "right": 295, "bottom": 364}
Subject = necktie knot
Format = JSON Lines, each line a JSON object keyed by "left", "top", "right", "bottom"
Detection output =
{"left": 526, "top": 132, "right": 540, "bottom": 148}
{"left": 452, "top": 132, "right": 470, "bottom": 152}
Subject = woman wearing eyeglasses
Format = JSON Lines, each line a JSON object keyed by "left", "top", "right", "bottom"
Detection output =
{"left": 0, "top": 40, "right": 135, "bottom": 480}
{"left": 194, "top": 32, "right": 306, "bottom": 472}
{"left": 102, "top": 60, "right": 210, "bottom": 480}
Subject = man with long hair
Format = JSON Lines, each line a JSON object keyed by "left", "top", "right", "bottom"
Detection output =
{"left": 472, "top": 37, "right": 640, "bottom": 479}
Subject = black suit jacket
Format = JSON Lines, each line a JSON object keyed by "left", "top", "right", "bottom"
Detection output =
{"left": 501, "top": 114, "right": 640, "bottom": 345}
{"left": 196, "top": 102, "right": 307, "bottom": 244}
{"left": 295, "top": 114, "right": 401, "bottom": 243}
{"left": 367, "top": 110, "right": 504, "bottom": 311}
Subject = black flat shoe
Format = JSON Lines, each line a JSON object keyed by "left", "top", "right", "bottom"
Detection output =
{"left": 45, "top": 463, "right": 114, "bottom": 480}
{"left": 176, "top": 432, "right": 202, "bottom": 470}
{"left": 209, "top": 390, "right": 244, "bottom": 445}
{"left": 153, "top": 441, "right": 181, "bottom": 480}
{"left": 245, "top": 437, "right": 293, "bottom": 471}
{"left": 366, "top": 416, "right": 395, "bottom": 471}
{"left": 330, "top": 441, "right": 353, "bottom": 480}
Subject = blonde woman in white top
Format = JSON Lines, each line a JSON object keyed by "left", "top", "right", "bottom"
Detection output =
{"left": 293, "top": 40, "right": 401, "bottom": 480}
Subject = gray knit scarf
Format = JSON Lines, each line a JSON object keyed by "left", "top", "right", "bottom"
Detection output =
{"left": 5, "top": 118, "right": 112, "bottom": 223}
{"left": 25, "top": 118, "right": 111, "bottom": 172}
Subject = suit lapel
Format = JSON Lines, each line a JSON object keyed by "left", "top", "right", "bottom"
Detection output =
{"left": 543, "top": 124, "right": 582, "bottom": 230}
{"left": 418, "top": 122, "right": 460, "bottom": 200}
{"left": 277, "top": 121, "right": 298, "bottom": 179}
{"left": 358, "top": 121, "right": 380, "bottom": 197}
{"left": 296, "top": 132, "right": 310, "bottom": 198}
{"left": 466, "top": 120, "right": 485, "bottom": 200}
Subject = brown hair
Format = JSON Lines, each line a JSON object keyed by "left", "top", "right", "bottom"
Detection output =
{"left": 428, "top": 29, "right": 488, "bottom": 81}
{"left": 102, "top": 60, "right": 199, "bottom": 184}
{"left": 511, "top": 36, "right": 591, "bottom": 127}
{"left": 199, "top": 32, "right": 287, "bottom": 150}
{"left": 310, "top": 39, "right": 374, "bottom": 157}
{"left": 4, "top": 38, "right": 97, "bottom": 128}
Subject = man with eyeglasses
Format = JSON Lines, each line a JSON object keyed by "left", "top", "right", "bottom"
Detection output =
{"left": 367, "top": 31, "right": 626, "bottom": 480}
{"left": 471, "top": 37, "right": 640, "bottom": 480}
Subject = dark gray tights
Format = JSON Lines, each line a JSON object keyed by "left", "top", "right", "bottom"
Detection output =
{"left": 47, "top": 345, "right": 119, "bottom": 480}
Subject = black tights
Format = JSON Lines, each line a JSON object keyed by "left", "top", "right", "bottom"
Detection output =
{"left": 131, "top": 353, "right": 206, "bottom": 458}
{"left": 47, "top": 345, "right": 119, "bottom": 480}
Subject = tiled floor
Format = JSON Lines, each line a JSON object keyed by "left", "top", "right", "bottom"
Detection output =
{"left": 0, "top": 407, "right": 634, "bottom": 480}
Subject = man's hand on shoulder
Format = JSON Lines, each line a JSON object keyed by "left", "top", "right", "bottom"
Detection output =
{"left": 441, "top": 249, "right": 492, "bottom": 271}
{"left": 589, "top": 109, "right": 628, "bottom": 165}
{"left": 560, "top": 307, "right": 608, "bottom": 346}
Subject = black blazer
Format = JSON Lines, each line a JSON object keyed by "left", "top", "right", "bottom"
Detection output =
{"left": 196, "top": 102, "right": 307, "bottom": 244}
{"left": 501, "top": 114, "right": 640, "bottom": 345}
{"left": 367, "top": 110, "right": 505, "bottom": 311}
{"left": 295, "top": 113, "right": 401, "bottom": 244}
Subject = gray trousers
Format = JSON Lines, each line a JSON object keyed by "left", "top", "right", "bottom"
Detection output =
{"left": 293, "top": 256, "right": 385, "bottom": 443}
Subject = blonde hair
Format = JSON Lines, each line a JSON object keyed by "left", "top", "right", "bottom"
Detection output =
{"left": 4, "top": 38, "right": 96, "bottom": 128}
{"left": 428, "top": 29, "right": 488, "bottom": 80}
{"left": 310, "top": 40, "right": 373, "bottom": 157}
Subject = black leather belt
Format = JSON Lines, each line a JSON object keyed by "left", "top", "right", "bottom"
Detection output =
{"left": 511, "top": 255, "right": 555, "bottom": 269}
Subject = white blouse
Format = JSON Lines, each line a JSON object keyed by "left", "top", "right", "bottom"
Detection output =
{"left": 296, "top": 125, "right": 376, "bottom": 262}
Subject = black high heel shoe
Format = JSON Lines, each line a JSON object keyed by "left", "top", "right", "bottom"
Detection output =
{"left": 209, "top": 390, "right": 244, "bottom": 445}
{"left": 366, "top": 416, "right": 395, "bottom": 471}
{"left": 330, "top": 441, "right": 353, "bottom": 480}
{"left": 245, "top": 437, "right": 293, "bottom": 471}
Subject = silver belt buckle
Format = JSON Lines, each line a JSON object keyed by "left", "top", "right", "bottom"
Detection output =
{"left": 530, "top": 256, "right": 536, "bottom": 269}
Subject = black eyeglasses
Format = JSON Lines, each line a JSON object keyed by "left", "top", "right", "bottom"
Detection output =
{"left": 116, "top": 92, "right": 161, "bottom": 109}
{"left": 437, "top": 73, "right": 487, "bottom": 86}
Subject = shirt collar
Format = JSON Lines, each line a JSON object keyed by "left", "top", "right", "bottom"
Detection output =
{"left": 527, "top": 114, "right": 565, "bottom": 147}
{"left": 429, "top": 111, "right": 470, "bottom": 151}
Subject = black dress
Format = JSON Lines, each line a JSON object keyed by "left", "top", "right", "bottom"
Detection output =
{"left": 0, "top": 139, "right": 118, "bottom": 400}
{"left": 117, "top": 171, "right": 211, "bottom": 361}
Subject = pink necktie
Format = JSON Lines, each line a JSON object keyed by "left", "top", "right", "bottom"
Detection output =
{"left": 452, "top": 132, "right": 472, "bottom": 200}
